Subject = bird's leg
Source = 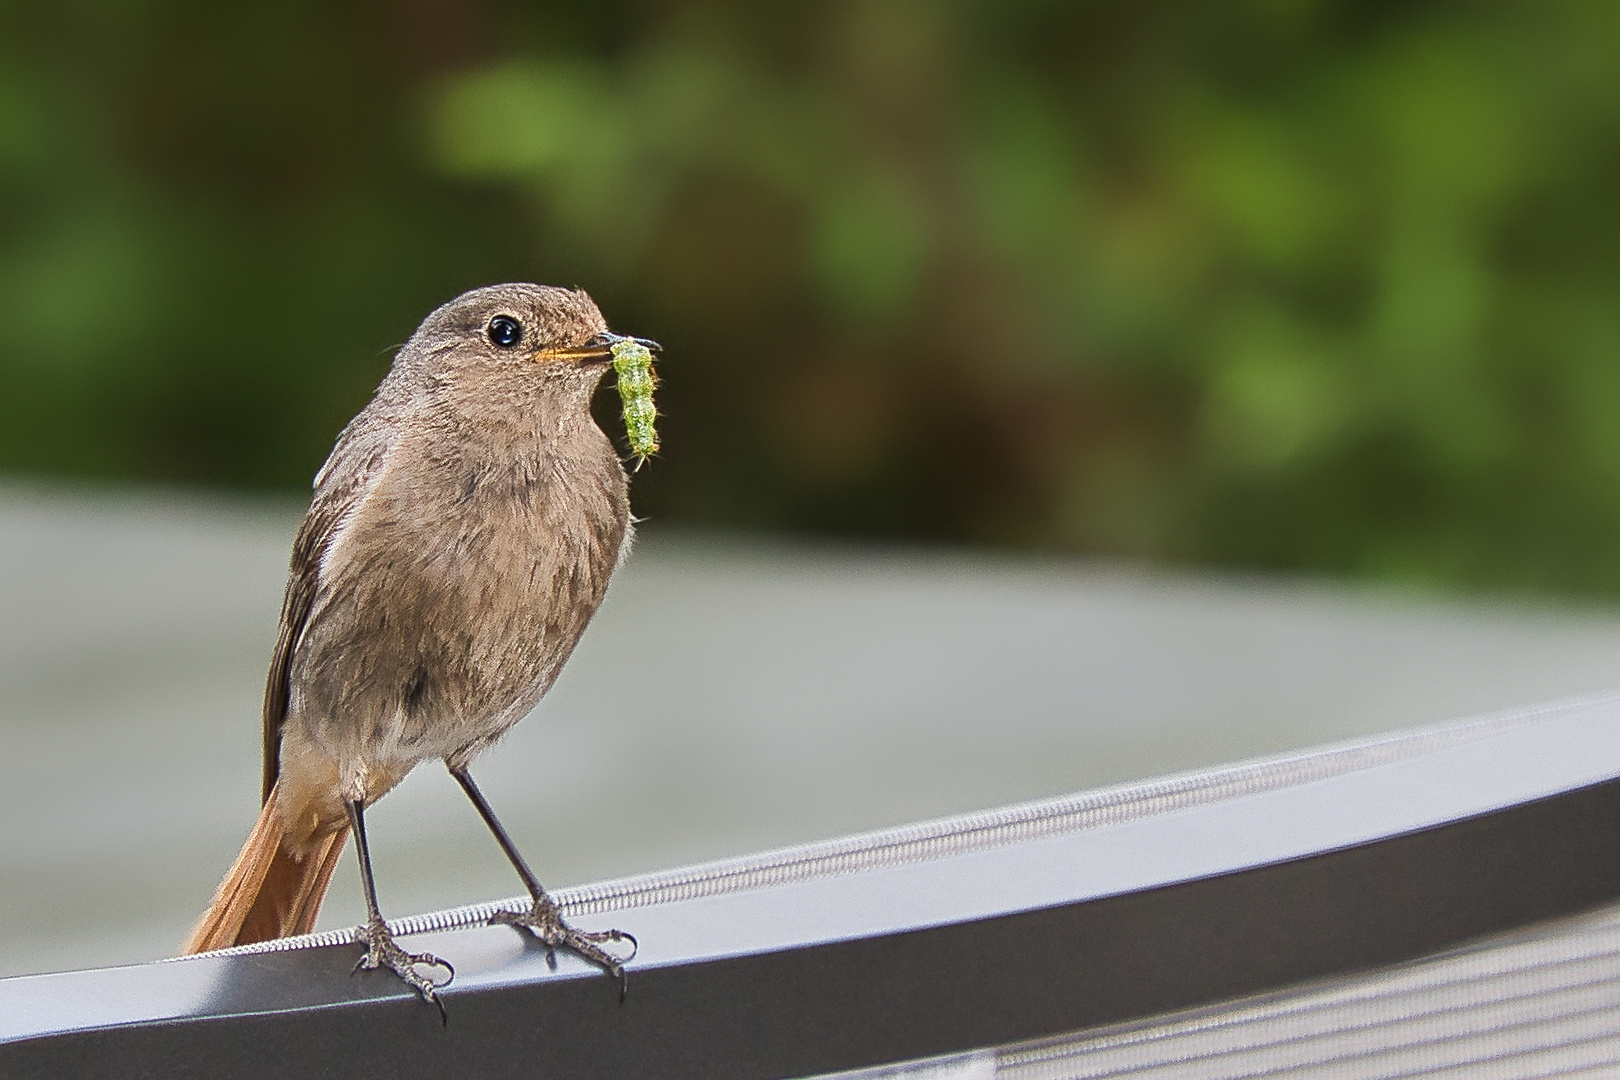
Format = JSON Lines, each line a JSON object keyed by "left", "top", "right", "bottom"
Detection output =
{"left": 346, "top": 799, "right": 453, "bottom": 1020}
{"left": 448, "top": 764, "right": 637, "bottom": 998}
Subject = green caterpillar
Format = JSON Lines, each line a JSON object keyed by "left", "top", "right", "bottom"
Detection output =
{"left": 610, "top": 338, "right": 659, "bottom": 466}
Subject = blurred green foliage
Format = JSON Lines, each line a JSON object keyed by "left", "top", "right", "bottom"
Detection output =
{"left": 3, "top": 1, "right": 1620, "bottom": 591}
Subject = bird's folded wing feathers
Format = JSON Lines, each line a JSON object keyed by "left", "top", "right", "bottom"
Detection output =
{"left": 261, "top": 416, "right": 399, "bottom": 802}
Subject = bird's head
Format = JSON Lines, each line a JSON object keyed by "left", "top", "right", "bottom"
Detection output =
{"left": 395, "top": 283, "right": 627, "bottom": 435}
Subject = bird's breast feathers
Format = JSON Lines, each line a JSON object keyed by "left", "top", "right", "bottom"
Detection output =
{"left": 288, "top": 436, "right": 627, "bottom": 767}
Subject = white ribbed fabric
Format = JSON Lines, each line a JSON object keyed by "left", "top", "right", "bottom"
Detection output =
{"left": 826, "top": 904, "right": 1620, "bottom": 1080}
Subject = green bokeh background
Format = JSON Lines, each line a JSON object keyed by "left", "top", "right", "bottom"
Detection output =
{"left": 3, "top": 1, "right": 1619, "bottom": 592}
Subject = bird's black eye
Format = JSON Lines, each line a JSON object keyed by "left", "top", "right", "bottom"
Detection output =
{"left": 487, "top": 315, "right": 523, "bottom": 349}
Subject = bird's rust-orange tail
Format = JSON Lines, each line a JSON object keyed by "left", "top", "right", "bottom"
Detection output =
{"left": 180, "top": 781, "right": 349, "bottom": 954}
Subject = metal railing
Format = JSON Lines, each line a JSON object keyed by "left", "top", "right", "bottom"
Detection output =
{"left": 5, "top": 692, "right": 1620, "bottom": 1080}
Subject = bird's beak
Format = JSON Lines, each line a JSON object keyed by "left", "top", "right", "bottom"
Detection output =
{"left": 535, "top": 331, "right": 661, "bottom": 367}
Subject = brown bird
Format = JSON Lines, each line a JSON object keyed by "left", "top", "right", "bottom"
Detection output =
{"left": 181, "top": 283, "right": 650, "bottom": 1006}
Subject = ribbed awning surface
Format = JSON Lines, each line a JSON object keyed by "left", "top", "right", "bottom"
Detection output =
{"left": 830, "top": 904, "right": 1620, "bottom": 1080}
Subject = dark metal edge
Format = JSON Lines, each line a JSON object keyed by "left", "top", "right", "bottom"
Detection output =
{"left": 6, "top": 776, "right": 1619, "bottom": 1080}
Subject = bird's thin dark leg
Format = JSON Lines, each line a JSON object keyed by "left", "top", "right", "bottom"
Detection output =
{"left": 448, "top": 764, "right": 636, "bottom": 997}
{"left": 347, "top": 798, "right": 453, "bottom": 1020}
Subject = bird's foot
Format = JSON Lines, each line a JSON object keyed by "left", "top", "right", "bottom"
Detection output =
{"left": 352, "top": 916, "right": 454, "bottom": 1022}
{"left": 490, "top": 898, "right": 637, "bottom": 999}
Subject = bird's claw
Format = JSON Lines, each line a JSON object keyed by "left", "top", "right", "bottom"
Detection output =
{"left": 352, "top": 916, "right": 454, "bottom": 1022}
{"left": 490, "top": 902, "right": 636, "bottom": 1000}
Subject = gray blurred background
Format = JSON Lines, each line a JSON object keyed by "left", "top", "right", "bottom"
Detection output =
{"left": 8, "top": 0, "right": 1620, "bottom": 997}
{"left": 7, "top": 483, "right": 1620, "bottom": 980}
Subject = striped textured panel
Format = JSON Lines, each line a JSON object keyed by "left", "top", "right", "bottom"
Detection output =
{"left": 831, "top": 904, "right": 1620, "bottom": 1080}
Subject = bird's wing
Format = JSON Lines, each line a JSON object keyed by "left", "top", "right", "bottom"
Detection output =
{"left": 261, "top": 416, "right": 397, "bottom": 803}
